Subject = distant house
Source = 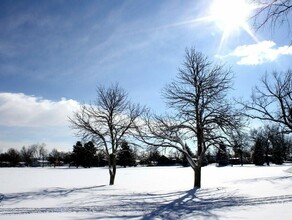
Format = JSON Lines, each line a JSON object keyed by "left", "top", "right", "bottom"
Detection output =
{"left": 229, "top": 157, "right": 241, "bottom": 165}
{"left": 0, "top": 161, "right": 10, "bottom": 167}
{"left": 32, "top": 159, "right": 50, "bottom": 167}
{"left": 18, "top": 162, "right": 26, "bottom": 167}
{"left": 157, "top": 155, "right": 177, "bottom": 166}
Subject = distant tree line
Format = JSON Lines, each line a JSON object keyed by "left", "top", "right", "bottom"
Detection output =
{"left": 0, "top": 140, "right": 178, "bottom": 168}
{"left": 0, "top": 143, "right": 49, "bottom": 167}
{"left": 1, "top": 129, "right": 291, "bottom": 168}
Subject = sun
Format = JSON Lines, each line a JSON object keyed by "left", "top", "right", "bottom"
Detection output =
{"left": 206, "top": 0, "right": 258, "bottom": 51}
{"left": 210, "top": 0, "right": 251, "bottom": 33}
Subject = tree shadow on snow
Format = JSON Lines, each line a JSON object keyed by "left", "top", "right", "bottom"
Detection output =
{"left": 81, "top": 187, "right": 292, "bottom": 220}
{"left": 1, "top": 186, "right": 292, "bottom": 219}
{"left": 232, "top": 174, "right": 292, "bottom": 186}
{"left": 0, "top": 185, "right": 106, "bottom": 205}
{"left": 141, "top": 188, "right": 292, "bottom": 220}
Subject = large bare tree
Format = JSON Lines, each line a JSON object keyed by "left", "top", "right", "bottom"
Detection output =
{"left": 137, "top": 48, "right": 242, "bottom": 188}
{"left": 241, "top": 70, "right": 292, "bottom": 133}
{"left": 70, "top": 84, "right": 144, "bottom": 185}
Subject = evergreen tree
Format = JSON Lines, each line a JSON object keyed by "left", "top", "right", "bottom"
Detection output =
{"left": 6, "top": 148, "right": 21, "bottom": 166}
{"left": 72, "top": 141, "right": 84, "bottom": 168}
{"left": 137, "top": 151, "right": 149, "bottom": 166}
{"left": 63, "top": 152, "right": 73, "bottom": 165}
{"left": 117, "top": 141, "right": 136, "bottom": 167}
{"left": 96, "top": 150, "right": 107, "bottom": 167}
{"left": 272, "top": 145, "right": 284, "bottom": 165}
{"left": 84, "top": 141, "right": 97, "bottom": 168}
{"left": 253, "top": 137, "right": 265, "bottom": 165}
{"left": 270, "top": 134, "right": 284, "bottom": 165}
{"left": 216, "top": 144, "right": 229, "bottom": 166}
{"left": 147, "top": 148, "right": 161, "bottom": 165}
{"left": 72, "top": 141, "right": 97, "bottom": 168}
{"left": 284, "top": 137, "right": 292, "bottom": 161}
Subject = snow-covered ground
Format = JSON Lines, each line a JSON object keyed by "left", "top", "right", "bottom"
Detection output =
{"left": 1, "top": 164, "right": 292, "bottom": 219}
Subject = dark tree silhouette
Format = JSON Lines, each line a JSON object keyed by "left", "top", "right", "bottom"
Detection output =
{"left": 70, "top": 84, "right": 144, "bottom": 185}
{"left": 117, "top": 141, "right": 136, "bottom": 167}
{"left": 253, "top": 136, "right": 266, "bottom": 165}
{"left": 147, "top": 148, "right": 161, "bottom": 165}
{"left": 84, "top": 141, "right": 97, "bottom": 168}
{"left": 20, "top": 146, "right": 35, "bottom": 167}
{"left": 271, "top": 138, "right": 284, "bottom": 165}
{"left": 72, "top": 141, "right": 84, "bottom": 168}
{"left": 251, "top": 127, "right": 271, "bottom": 165}
{"left": 265, "top": 125, "right": 285, "bottom": 165}
{"left": 216, "top": 144, "right": 229, "bottom": 166}
{"left": 71, "top": 141, "right": 97, "bottom": 168}
{"left": 5, "top": 148, "right": 21, "bottom": 166}
{"left": 48, "top": 149, "right": 62, "bottom": 167}
{"left": 230, "top": 131, "right": 249, "bottom": 166}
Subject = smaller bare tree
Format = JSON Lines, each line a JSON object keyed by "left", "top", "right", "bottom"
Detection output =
{"left": 70, "top": 84, "right": 144, "bottom": 185}
{"left": 20, "top": 146, "right": 35, "bottom": 167}
{"left": 241, "top": 70, "right": 292, "bottom": 133}
{"left": 31, "top": 143, "right": 48, "bottom": 162}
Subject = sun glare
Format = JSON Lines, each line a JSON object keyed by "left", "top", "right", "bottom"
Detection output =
{"left": 206, "top": 0, "right": 258, "bottom": 51}
{"left": 210, "top": 0, "right": 250, "bottom": 33}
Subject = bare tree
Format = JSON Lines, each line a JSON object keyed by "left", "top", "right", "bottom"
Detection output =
{"left": 252, "top": 0, "right": 292, "bottom": 32}
{"left": 70, "top": 84, "right": 144, "bottom": 185}
{"left": 20, "top": 146, "right": 35, "bottom": 167}
{"left": 137, "top": 48, "right": 242, "bottom": 188}
{"left": 241, "top": 70, "right": 292, "bottom": 133}
{"left": 31, "top": 143, "right": 48, "bottom": 162}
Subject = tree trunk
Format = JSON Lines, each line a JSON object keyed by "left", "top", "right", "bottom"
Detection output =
{"left": 194, "top": 165, "right": 201, "bottom": 188}
{"left": 109, "top": 155, "right": 117, "bottom": 185}
{"left": 195, "top": 123, "right": 203, "bottom": 189}
{"left": 109, "top": 171, "right": 116, "bottom": 185}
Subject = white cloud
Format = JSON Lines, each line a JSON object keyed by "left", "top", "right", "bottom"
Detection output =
{"left": 0, "top": 93, "right": 81, "bottom": 151}
{"left": 0, "top": 93, "right": 80, "bottom": 127}
{"left": 223, "top": 41, "right": 292, "bottom": 65}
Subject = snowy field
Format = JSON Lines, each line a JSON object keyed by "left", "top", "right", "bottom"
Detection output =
{"left": 1, "top": 164, "right": 292, "bottom": 220}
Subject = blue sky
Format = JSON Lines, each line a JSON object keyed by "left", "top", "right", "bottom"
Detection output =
{"left": 0, "top": 0, "right": 291, "bottom": 152}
